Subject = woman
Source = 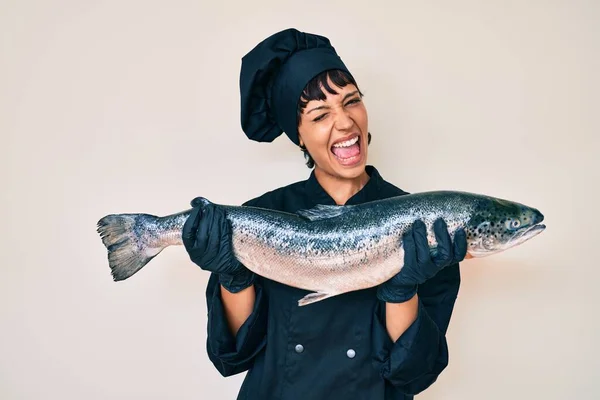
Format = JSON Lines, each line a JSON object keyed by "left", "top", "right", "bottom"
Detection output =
{"left": 182, "top": 28, "right": 467, "bottom": 400}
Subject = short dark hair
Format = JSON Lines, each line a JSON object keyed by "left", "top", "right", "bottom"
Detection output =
{"left": 296, "top": 69, "right": 370, "bottom": 168}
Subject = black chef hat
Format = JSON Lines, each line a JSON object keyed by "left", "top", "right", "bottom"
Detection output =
{"left": 240, "top": 28, "right": 352, "bottom": 145}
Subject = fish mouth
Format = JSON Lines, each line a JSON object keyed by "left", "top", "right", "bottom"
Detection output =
{"left": 508, "top": 207, "right": 545, "bottom": 245}
{"left": 468, "top": 222, "right": 547, "bottom": 258}
{"left": 507, "top": 222, "right": 546, "bottom": 246}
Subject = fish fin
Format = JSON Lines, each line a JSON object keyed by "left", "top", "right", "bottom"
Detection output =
{"left": 96, "top": 214, "right": 163, "bottom": 281}
{"left": 295, "top": 204, "right": 355, "bottom": 221}
{"left": 298, "top": 291, "right": 337, "bottom": 306}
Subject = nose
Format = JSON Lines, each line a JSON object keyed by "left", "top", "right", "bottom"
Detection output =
{"left": 533, "top": 209, "right": 544, "bottom": 224}
{"left": 334, "top": 109, "right": 354, "bottom": 130}
{"left": 525, "top": 207, "right": 544, "bottom": 224}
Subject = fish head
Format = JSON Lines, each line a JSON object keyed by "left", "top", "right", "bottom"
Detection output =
{"left": 465, "top": 196, "right": 546, "bottom": 257}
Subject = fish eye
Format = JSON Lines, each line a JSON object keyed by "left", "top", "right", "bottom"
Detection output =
{"left": 506, "top": 219, "right": 521, "bottom": 230}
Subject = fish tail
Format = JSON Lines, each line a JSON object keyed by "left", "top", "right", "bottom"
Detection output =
{"left": 96, "top": 213, "right": 163, "bottom": 281}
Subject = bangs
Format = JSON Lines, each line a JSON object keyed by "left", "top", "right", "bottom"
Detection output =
{"left": 297, "top": 69, "right": 362, "bottom": 119}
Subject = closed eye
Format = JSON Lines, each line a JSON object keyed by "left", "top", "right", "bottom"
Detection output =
{"left": 313, "top": 113, "right": 328, "bottom": 122}
{"left": 312, "top": 97, "right": 361, "bottom": 122}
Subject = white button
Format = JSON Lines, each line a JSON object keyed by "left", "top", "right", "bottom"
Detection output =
{"left": 295, "top": 344, "right": 304, "bottom": 353}
{"left": 347, "top": 349, "right": 356, "bottom": 358}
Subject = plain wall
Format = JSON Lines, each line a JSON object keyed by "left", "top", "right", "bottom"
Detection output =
{"left": 2, "top": 1, "right": 598, "bottom": 399}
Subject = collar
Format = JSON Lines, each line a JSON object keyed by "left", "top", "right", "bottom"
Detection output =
{"left": 304, "top": 165, "right": 384, "bottom": 206}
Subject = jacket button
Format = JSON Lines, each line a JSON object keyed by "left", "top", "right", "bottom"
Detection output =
{"left": 346, "top": 349, "right": 356, "bottom": 358}
{"left": 295, "top": 344, "right": 304, "bottom": 353}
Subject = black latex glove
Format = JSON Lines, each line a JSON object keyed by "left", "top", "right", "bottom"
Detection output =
{"left": 377, "top": 218, "right": 467, "bottom": 303}
{"left": 182, "top": 197, "right": 255, "bottom": 293}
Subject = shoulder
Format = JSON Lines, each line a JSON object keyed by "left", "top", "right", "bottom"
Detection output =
{"left": 379, "top": 179, "right": 410, "bottom": 197}
{"left": 373, "top": 167, "right": 411, "bottom": 198}
{"left": 242, "top": 179, "right": 307, "bottom": 211}
{"left": 365, "top": 165, "right": 411, "bottom": 199}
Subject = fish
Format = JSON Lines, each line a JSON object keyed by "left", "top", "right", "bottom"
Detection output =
{"left": 96, "top": 190, "right": 546, "bottom": 306}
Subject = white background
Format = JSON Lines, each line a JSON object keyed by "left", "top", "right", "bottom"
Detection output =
{"left": 2, "top": 0, "right": 598, "bottom": 399}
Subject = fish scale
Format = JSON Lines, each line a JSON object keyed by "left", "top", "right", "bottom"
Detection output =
{"left": 96, "top": 190, "right": 546, "bottom": 306}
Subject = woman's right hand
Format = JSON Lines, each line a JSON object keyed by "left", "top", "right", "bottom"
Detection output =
{"left": 182, "top": 197, "right": 255, "bottom": 293}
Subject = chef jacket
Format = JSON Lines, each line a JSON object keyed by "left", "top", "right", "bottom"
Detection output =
{"left": 203, "top": 165, "right": 461, "bottom": 399}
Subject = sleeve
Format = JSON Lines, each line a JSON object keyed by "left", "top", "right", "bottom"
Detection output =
{"left": 372, "top": 263, "right": 461, "bottom": 395}
{"left": 205, "top": 272, "right": 268, "bottom": 376}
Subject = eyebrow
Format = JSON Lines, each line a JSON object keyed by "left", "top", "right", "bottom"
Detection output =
{"left": 306, "top": 90, "right": 360, "bottom": 114}
{"left": 343, "top": 90, "right": 359, "bottom": 102}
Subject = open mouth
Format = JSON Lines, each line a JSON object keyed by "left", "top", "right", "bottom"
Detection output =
{"left": 509, "top": 223, "right": 546, "bottom": 245}
{"left": 331, "top": 134, "right": 362, "bottom": 166}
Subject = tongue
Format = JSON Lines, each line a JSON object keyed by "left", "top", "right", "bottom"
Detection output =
{"left": 332, "top": 143, "right": 360, "bottom": 159}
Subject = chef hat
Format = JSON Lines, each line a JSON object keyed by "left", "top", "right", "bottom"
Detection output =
{"left": 239, "top": 28, "right": 353, "bottom": 145}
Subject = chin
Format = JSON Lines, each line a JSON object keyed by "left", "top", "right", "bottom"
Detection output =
{"left": 333, "top": 162, "right": 367, "bottom": 179}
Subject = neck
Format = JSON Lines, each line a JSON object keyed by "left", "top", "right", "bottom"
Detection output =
{"left": 314, "top": 167, "right": 370, "bottom": 205}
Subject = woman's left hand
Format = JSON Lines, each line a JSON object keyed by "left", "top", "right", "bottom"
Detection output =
{"left": 376, "top": 218, "right": 468, "bottom": 303}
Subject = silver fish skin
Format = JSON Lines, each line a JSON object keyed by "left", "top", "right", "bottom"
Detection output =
{"left": 96, "top": 190, "right": 546, "bottom": 306}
